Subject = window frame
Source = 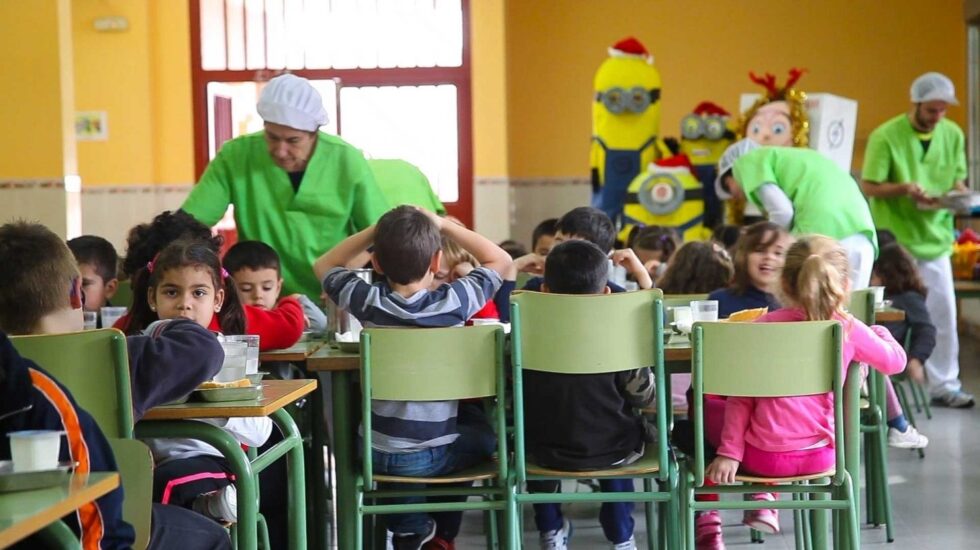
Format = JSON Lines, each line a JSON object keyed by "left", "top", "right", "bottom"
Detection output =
{"left": 188, "top": 0, "right": 474, "bottom": 225}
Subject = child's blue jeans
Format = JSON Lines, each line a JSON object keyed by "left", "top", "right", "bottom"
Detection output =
{"left": 371, "top": 417, "right": 496, "bottom": 538}
{"left": 527, "top": 478, "right": 636, "bottom": 544}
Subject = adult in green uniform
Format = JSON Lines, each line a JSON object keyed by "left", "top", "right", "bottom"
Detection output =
{"left": 860, "top": 72, "right": 973, "bottom": 408}
{"left": 182, "top": 74, "right": 390, "bottom": 300}
{"left": 715, "top": 139, "right": 877, "bottom": 289}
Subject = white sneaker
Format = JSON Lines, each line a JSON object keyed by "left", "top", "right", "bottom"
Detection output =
{"left": 540, "top": 519, "right": 572, "bottom": 550}
{"left": 612, "top": 536, "right": 637, "bottom": 549}
{"left": 192, "top": 484, "right": 238, "bottom": 523}
{"left": 888, "top": 425, "right": 929, "bottom": 449}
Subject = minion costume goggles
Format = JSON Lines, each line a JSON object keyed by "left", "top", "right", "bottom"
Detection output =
{"left": 595, "top": 87, "right": 662, "bottom": 114}
{"left": 680, "top": 114, "right": 728, "bottom": 141}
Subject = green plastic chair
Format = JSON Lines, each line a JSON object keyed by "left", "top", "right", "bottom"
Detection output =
{"left": 112, "top": 279, "right": 135, "bottom": 311}
{"left": 108, "top": 438, "right": 154, "bottom": 549}
{"left": 367, "top": 158, "right": 447, "bottom": 215}
{"left": 685, "top": 320, "right": 861, "bottom": 550}
{"left": 356, "top": 325, "right": 509, "bottom": 549}
{"left": 509, "top": 289, "right": 676, "bottom": 550}
{"left": 847, "top": 289, "right": 895, "bottom": 541}
{"left": 12, "top": 328, "right": 134, "bottom": 438}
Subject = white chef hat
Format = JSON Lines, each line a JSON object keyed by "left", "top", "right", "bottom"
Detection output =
{"left": 257, "top": 74, "right": 329, "bottom": 131}
{"left": 715, "top": 138, "right": 760, "bottom": 199}
{"left": 910, "top": 72, "right": 959, "bottom": 105}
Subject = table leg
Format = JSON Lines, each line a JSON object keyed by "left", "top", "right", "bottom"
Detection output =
{"left": 136, "top": 421, "right": 258, "bottom": 549}
{"left": 269, "top": 409, "right": 308, "bottom": 550}
{"left": 307, "top": 373, "right": 328, "bottom": 550}
{"left": 332, "top": 370, "right": 357, "bottom": 550}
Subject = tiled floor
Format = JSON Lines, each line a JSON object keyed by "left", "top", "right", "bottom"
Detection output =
{"left": 451, "top": 334, "right": 980, "bottom": 549}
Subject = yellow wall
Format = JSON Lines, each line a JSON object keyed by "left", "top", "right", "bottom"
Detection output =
{"left": 0, "top": 0, "right": 69, "bottom": 179}
{"left": 470, "top": 0, "right": 509, "bottom": 177}
{"left": 148, "top": 0, "right": 194, "bottom": 184}
{"left": 503, "top": 0, "right": 968, "bottom": 177}
{"left": 73, "top": 0, "right": 154, "bottom": 185}
{"left": 71, "top": 0, "right": 194, "bottom": 186}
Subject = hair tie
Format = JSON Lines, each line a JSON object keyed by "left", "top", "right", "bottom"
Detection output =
{"left": 221, "top": 267, "right": 230, "bottom": 279}
{"left": 146, "top": 252, "right": 161, "bottom": 273}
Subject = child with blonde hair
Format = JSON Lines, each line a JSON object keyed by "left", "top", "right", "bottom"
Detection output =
{"left": 696, "top": 235, "right": 907, "bottom": 549}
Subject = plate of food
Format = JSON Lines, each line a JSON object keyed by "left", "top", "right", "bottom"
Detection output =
{"left": 195, "top": 379, "right": 263, "bottom": 402}
{"left": 0, "top": 460, "right": 74, "bottom": 493}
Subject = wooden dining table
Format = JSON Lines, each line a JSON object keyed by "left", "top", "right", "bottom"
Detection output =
{"left": 136, "top": 379, "right": 316, "bottom": 550}
{"left": 0, "top": 472, "right": 119, "bottom": 548}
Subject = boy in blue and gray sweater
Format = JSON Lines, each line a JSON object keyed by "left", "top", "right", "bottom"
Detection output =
{"left": 314, "top": 206, "right": 511, "bottom": 550}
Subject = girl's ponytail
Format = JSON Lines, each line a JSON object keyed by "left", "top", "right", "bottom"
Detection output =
{"left": 782, "top": 235, "right": 850, "bottom": 321}
{"left": 217, "top": 272, "right": 247, "bottom": 335}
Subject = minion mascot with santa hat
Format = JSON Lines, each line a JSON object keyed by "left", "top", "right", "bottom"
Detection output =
{"left": 590, "top": 37, "right": 669, "bottom": 226}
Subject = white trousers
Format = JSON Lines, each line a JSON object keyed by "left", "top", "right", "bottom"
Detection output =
{"left": 916, "top": 256, "right": 961, "bottom": 395}
{"left": 839, "top": 233, "right": 874, "bottom": 291}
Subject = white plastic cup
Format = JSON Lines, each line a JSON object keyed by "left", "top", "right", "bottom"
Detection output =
{"left": 221, "top": 335, "right": 260, "bottom": 375}
{"left": 216, "top": 340, "right": 248, "bottom": 382}
{"left": 8, "top": 430, "right": 62, "bottom": 472}
{"left": 691, "top": 300, "right": 720, "bottom": 322}
{"left": 100, "top": 306, "right": 127, "bottom": 330}
{"left": 83, "top": 311, "right": 98, "bottom": 330}
{"left": 870, "top": 286, "right": 885, "bottom": 307}
{"left": 672, "top": 306, "right": 693, "bottom": 326}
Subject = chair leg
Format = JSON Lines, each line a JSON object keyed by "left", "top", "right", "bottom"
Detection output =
{"left": 917, "top": 381, "right": 933, "bottom": 419}
{"left": 808, "top": 482, "right": 828, "bottom": 550}
{"left": 793, "top": 494, "right": 806, "bottom": 550}
{"left": 875, "top": 427, "right": 895, "bottom": 542}
{"left": 642, "top": 478, "right": 656, "bottom": 550}
{"left": 893, "top": 378, "right": 917, "bottom": 428}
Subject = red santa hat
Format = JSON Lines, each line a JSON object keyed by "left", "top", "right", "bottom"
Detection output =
{"left": 692, "top": 101, "right": 730, "bottom": 117}
{"left": 608, "top": 37, "right": 653, "bottom": 64}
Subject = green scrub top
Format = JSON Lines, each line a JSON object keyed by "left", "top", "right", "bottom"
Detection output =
{"left": 367, "top": 158, "right": 446, "bottom": 214}
{"left": 861, "top": 115, "right": 966, "bottom": 260}
{"left": 734, "top": 147, "right": 878, "bottom": 255}
{"left": 182, "top": 131, "right": 390, "bottom": 300}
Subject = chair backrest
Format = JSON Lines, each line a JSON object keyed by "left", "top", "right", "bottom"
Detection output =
{"left": 112, "top": 280, "right": 135, "bottom": 311}
{"left": 367, "top": 158, "right": 446, "bottom": 214}
{"left": 691, "top": 320, "right": 844, "bottom": 485}
{"left": 359, "top": 325, "right": 506, "bottom": 484}
{"left": 847, "top": 289, "right": 875, "bottom": 325}
{"left": 663, "top": 293, "right": 709, "bottom": 323}
{"left": 511, "top": 289, "right": 663, "bottom": 374}
{"left": 108, "top": 438, "right": 153, "bottom": 550}
{"left": 12, "top": 329, "right": 134, "bottom": 438}
{"left": 509, "top": 290, "right": 667, "bottom": 482}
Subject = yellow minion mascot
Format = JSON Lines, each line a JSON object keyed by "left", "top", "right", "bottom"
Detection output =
{"left": 620, "top": 155, "right": 713, "bottom": 243}
{"left": 590, "top": 37, "right": 668, "bottom": 226}
{"left": 679, "top": 101, "right": 735, "bottom": 230}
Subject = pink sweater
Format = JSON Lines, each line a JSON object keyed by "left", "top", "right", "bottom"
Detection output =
{"left": 716, "top": 308, "right": 907, "bottom": 461}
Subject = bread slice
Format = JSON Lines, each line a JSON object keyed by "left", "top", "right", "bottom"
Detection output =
{"left": 726, "top": 307, "right": 769, "bottom": 322}
{"left": 198, "top": 378, "right": 251, "bottom": 390}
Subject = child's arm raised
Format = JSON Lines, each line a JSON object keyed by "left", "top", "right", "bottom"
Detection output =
{"left": 610, "top": 248, "right": 654, "bottom": 290}
{"left": 313, "top": 226, "right": 375, "bottom": 281}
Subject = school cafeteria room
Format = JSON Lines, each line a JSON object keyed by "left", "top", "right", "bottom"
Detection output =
{"left": 2, "top": 1, "right": 980, "bottom": 549}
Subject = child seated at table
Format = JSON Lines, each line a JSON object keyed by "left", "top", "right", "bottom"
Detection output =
{"left": 127, "top": 239, "right": 274, "bottom": 525}
{"left": 314, "top": 205, "right": 511, "bottom": 550}
{"left": 224, "top": 239, "right": 327, "bottom": 332}
{"left": 708, "top": 221, "right": 790, "bottom": 318}
{"left": 627, "top": 225, "right": 680, "bottom": 281}
{"left": 0, "top": 222, "right": 230, "bottom": 550}
{"left": 522, "top": 240, "right": 655, "bottom": 550}
{"left": 698, "top": 235, "right": 907, "bottom": 550}
{"left": 0, "top": 222, "right": 223, "bottom": 420}
{"left": 872, "top": 243, "right": 934, "bottom": 448}
{"left": 67, "top": 234, "right": 120, "bottom": 316}
{"left": 431, "top": 235, "right": 502, "bottom": 321}
{"left": 116, "top": 210, "right": 305, "bottom": 350}
{"left": 657, "top": 240, "right": 734, "bottom": 294}
{"left": 531, "top": 217, "right": 558, "bottom": 257}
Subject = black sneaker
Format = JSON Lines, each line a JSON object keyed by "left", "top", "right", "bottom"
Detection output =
{"left": 393, "top": 520, "right": 437, "bottom": 550}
